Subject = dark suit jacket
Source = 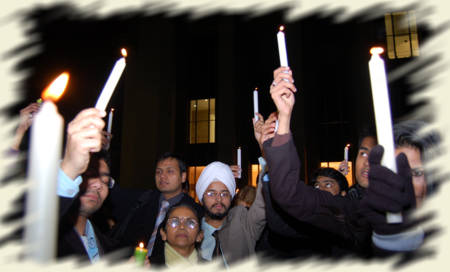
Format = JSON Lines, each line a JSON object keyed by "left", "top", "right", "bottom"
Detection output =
{"left": 57, "top": 196, "right": 117, "bottom": 262}
{"left": 110, "top": 190, "right": 203, "bottom": 257}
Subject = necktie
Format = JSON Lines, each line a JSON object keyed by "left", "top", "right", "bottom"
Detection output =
{"left": 147, "top": 200, "right": 170, "bottom": 256}
{"left": 212, "top": 230, "right": 222, "bottom": 258}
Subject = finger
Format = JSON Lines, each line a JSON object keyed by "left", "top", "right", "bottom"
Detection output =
{"left": 255, "top": 112, "right": 264, "bottom": 120}
{"left": 71, "top": 108, "right": 107, "bottom": 124}
{"left": 396, "top": 152, "right": 412, "bottom": 179}
{"left": 274, "top": 72, "right": 295, "bottom": 84}
{"left": 271, "top": 80, "right": 297, "bottom": 94}
{"left": 368, "top": 145, "right": 384, "bottom": 166}
{"left": 68, "top": 115, "right": 105, "bottom": 134}
{"left": 273, "top": 67, "right": 291, "bottom": 79}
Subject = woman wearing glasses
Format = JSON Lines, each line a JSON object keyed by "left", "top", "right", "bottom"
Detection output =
{"left": 149, "top": 203, "right": 204, "bottom": 267}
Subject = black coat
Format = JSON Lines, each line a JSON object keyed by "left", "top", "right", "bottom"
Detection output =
{"left": 110, "top": 190, "right": 203, "bottom": 257}
{"left": 57, "top": 196, "right": 117, "bottom": 262}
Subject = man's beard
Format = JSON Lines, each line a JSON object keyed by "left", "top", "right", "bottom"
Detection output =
{"left": 205, "top": 204, "right": 230, "bottom": 220}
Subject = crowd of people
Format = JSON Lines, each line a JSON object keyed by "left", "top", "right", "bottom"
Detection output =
{"left": 6, "top": 66, "right": 440, "bottom": 268}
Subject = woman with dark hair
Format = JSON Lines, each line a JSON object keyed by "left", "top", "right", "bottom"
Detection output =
{"left": 148, "top": 203, "right": 204, "bottom": 268}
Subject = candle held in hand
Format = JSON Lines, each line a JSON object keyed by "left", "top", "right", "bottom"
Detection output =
{"left": 344, "top": 144, "right": 350, "bottom": 162}
{"left": 107, "top": 108, "right": 114, "bottom": 134}
{"left": 134, "top": 242, "right": 148, "bottom": 266}
{"left": 95, "top": 49, "right": 127, "bottom": 111}
{"left": 368, "top": 47, "right": 401, "bottom": 223}
{"left": 253, "top": 88, "right": 259, "bottom": 121}
{"left": 237, "top": 147, "right": 242, "bottom": 179}
{"left": 277, "top": 26, "right": 289, "bottom": 67}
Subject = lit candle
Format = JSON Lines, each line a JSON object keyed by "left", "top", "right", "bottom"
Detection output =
{"left": 368, "top": 47, "right": 402, "bottom": 223}
{"left": 344, "top": 144, "right": 350, "bottom": 162}
{"left": 107, "top": 108, "right": 114, "bottom": 134}
{"left": 24, "top": 72, "right": 69, "bottom": 262}
{"left": 237, "top": 147, "right": 242, "bottom": 179}
{"left": 95, "top": 48, "right": 127, "bottom": 111}
{"left": 253, "top": 87, "right": 259, "bottom": 121}
{"left": 134, "top": 242, "right": 148, "bottom": 266}
{"left": 277, "top": 26, "right": 289, "bottom": 67}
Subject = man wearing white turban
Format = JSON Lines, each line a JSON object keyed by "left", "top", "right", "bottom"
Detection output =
{"left": 195, "top": 161, "right": 266, "bottom": 266}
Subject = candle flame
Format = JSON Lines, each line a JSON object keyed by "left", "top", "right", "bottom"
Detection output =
{"left": 279, "top": 25, "right": 285, "bottom": 32}
{"left": 42, "top": 72, "right": 69, "bottom": 102}
{"left": 111, "top": 108, "right": 115, "bottom": 112}
{"left": 121, "top": 48, "right": 127, "bottom": 57}
{"left": 139, "top": 242, "right": 144, "bottom": 249}
{"left": 346, "top": 144, "right": 350, "bottom": 148}
{"left": 254, "top": 87, "right": 258, "bottom": 91}
{"left": 370, "top": 47, "right": 384, "bottom": 55}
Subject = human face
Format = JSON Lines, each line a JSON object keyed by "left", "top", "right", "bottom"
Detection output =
{"left": 355, "top": 136, "right": 377, "bottom": 188}
{"left": 160, "top": 206, "right": 203, "bottom": 256}
{"left": 395, "top": 146, "right": 427, "bottom": 208}
{"left": 202, "top": 181, "right": 232, "bottom": 220}
{"left": 155, "top": 158, "right": 186, "bottom": 199}
{"left": 79, "top": 159, "right": 110, "bottom": 217}
{"left": 313, "top": 176, "right": 341, "bottom": 196}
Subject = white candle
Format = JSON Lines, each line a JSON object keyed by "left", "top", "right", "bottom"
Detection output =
{"left": 107, "top": 108, "right": 114, "bottom": 133}
{"left": 253, "top": 88, "right": 259, "bottom": 121}
{"left": 277, "top": 26, "right": 289, "bottom": 67}
{"left": 368, "top": 47, "right": 402, "bottom": 223}
{"left": 24, "top": 73, "right": 68, "bottom": 262}
{"left": 95, "top": 49, "right": 127, "bottom": 111}
{"left": 274, "top": 119, "right": 279, "bottom": 133}
{"left": 237, "top": 147, "right": 242, "bottom": 179}
{"left": 344, "top": 144, "right": 350, "bottom": 162}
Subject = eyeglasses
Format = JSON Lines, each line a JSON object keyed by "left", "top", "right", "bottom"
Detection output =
{"left": 411, "top": 167, "right": 425, "bottom": 177}
{"left": 167, "top": 217, "right": 199, "bottom": 229}
{"left": 205, "top": 190, "right": 230, "bottom": 198}
{"left": 85, "top": 172, "right": 115, "bottom": 189}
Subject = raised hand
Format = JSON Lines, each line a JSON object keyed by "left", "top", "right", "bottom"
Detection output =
{"left": 270, "top": 67, "right": 297, "bottom": 134}
{"left": 61, "top": 108, "right": 106, "bottom": 179}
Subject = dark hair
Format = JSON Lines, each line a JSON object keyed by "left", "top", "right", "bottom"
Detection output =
{"left": 160, "top": 203, "right": 202, "bottom": 232}
{"left": 90, "top": 150, "right": 111, "bottom": 168}
{"left": 357, "top": 125, "right": 377, "bottom": 149}
{"left": 156, "top": 152, "right": 187, "bottom": 174}
{"left": 310, "top": 167, "right": 349, "bottom": 193}
{"left": 393, "top": 120, "right": 440, "bottom": 158}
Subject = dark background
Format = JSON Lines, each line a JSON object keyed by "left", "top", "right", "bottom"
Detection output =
{"left": 3, "top": 3, "right": 433, "bottom": 191}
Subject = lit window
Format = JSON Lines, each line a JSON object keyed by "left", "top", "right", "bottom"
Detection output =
{"left": 385, "top": 11, "right": 419, "bottom": 59}
{"left": 187, "top": 166, "right": 205, "bottom": 202}
{"left": 190, "top": 98, "right": 215, "bottom": 144}
{"left": 249, "top": 164, "right": 262, "bottom": 187}
{"left": 320, "top": 161, "right": 353, "bottom": 187}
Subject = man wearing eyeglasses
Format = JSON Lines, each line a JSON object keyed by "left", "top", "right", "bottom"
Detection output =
{"left": 195, "top": 161, "right": 265, "bottom": 266}
{"left": 57, "top": 108, "right": 117, "bottom": 263}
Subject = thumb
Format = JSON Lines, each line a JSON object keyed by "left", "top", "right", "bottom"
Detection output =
{"left": 396, "top": 152, "right": 412, "bottom": 180}
{"left": 369, "top": 145, "right": 384, "bottom": 166}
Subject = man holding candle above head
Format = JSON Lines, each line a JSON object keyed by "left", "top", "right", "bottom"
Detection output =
{"left": 264, "top": 66, "right": 434, "bottom": 259}
{"left": 56, "top": 108, "right": 118, "bottom": 263}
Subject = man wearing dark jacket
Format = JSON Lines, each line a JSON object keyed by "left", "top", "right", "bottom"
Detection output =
{"left": 110, "top": 152, "right": 203, "bottom": 258}
{"left": 57, "top": 108, "right": 116, "bottom": 263}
